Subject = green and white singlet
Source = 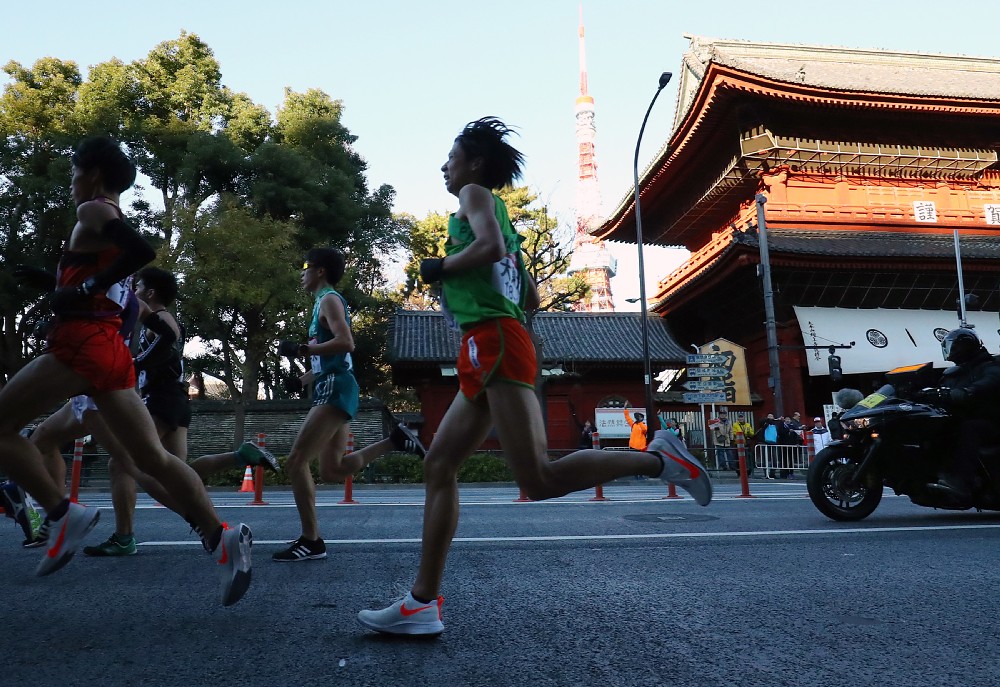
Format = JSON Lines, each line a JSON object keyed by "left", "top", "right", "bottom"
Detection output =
{"left": 440, "top": 194, "right": 531, "bottom": 331}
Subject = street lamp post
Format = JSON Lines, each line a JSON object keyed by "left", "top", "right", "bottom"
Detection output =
{"left": 633, "top": 71, "right": 672, "bottom": 441}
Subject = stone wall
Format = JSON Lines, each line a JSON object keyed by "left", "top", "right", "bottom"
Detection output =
{"left": 182, "top": 397, "right": 390, "bottom": 458}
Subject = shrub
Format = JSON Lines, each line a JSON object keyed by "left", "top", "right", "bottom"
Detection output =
{"left": 457, "top": 452, "right": 512, "bottom": 482}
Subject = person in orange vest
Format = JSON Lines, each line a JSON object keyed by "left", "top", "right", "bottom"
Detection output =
{"left": 624, "top": 406, "right": 648, "bottom": 451}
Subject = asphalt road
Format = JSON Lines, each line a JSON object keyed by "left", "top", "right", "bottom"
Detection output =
{"left": 3, "top": 479, "right": 998, "bottom": 687}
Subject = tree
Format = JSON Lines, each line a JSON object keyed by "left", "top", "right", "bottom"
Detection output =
{"left": 177, "top": 199, "right": 302, "bottom": 445}
{"left": 0, "top": 58, "right": 83, "bottom": 381}
{"left": 0, "top": 34, "right": 412, "bottom": 427}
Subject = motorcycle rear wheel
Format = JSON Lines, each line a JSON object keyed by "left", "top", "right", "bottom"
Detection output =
{"left": 807, "top": 446, "right": 883, "bottom": 521}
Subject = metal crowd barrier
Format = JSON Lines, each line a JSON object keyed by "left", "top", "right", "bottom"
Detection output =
{"left": 754, "top": 444, "right": 811, "bottom": 478}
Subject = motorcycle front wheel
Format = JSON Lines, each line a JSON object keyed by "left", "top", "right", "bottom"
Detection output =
{"left": 807, "top": 446, "right": 883, "bottom": 521}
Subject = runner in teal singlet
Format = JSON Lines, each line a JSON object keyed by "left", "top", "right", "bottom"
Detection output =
{"left": 358, "top": 118, "right": 714, "bottom": 636}
{"left": 271, "top": 248, "right": 425, "bottom": 562}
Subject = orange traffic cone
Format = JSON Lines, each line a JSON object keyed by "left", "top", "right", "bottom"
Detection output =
{"left": 238, "top": 466, "right": 254, "bottom": 493}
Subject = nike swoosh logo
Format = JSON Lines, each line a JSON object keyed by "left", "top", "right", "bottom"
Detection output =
{"left": 400, "top": 602, "right": 432, "bottom": 617}
{"left": 47, "top": 520, "right": 68, "bottom": 559}
{"left": 666, "top": 452, "right": 700, "bottom": 480}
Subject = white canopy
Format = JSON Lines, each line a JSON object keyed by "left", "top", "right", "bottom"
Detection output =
{"left": 793, "top": 307, "right": 1000, "bottom": 376}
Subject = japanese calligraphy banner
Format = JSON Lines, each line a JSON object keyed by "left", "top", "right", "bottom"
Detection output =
{"left": 794, "top": 306, "right": 1000, "bottom": 375}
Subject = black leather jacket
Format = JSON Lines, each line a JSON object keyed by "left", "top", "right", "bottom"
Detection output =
{"left": 939, "top": 351, "right": 1000, "bottom": 421}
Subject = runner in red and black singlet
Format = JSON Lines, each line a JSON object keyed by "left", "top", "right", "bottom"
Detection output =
{"left": 46, "top": 196, "right": 135, "bottom": 393}
{"left": 0, "top": 136, "right": 253, "bottom": 604}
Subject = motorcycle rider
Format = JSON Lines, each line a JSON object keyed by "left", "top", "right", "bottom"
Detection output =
{"left": 916, "top": 327, "right": 1000, "bottom": 502}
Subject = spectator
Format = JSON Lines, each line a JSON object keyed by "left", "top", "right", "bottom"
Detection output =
{"left": 579, "top": 419, "right": 595, "bottom": 449}
{"left": 828, "top": 412, "right": 845, "bottom": 441}
{"left": 730, "top": 412, "right": 754, "bottom": 475}
{"left": 811, "top": 416, "right": 831, "bottom": 454}
{"left": 712, "top": 411, "right": 736, "bottom": 470}
{"left": 623, "top": 406, "right": 647, "bottom": 451}
{"left": 759, "top": 413, "right": 785, "bottom": 479}
{"left": 657, "top": 412, "right": 683, "bottom": 441}
{"left": 732, "top": 412, "right": 754, "bottom": 441}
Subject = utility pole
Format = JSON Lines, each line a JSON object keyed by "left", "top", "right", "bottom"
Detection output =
{"left": 756, "top": 194, "right": 784, "bottom": 417}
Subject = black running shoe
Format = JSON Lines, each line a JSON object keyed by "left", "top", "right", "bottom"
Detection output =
{"left": 389, "top": 423, "right": 426, "bottom": 458}
{"left": 272, "top": 536, "right": 327, "bottom": 562}
{"left": 2, "top": 481, "right": 35, "bottom": 541}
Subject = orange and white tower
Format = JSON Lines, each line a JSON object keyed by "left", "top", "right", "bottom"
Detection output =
{"left": 567, "top": 5, "right": 616, "bottom": 312}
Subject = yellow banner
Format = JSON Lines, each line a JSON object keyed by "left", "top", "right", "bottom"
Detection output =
{"left": 698, "top": 338, "right": 751, "bottom": 407}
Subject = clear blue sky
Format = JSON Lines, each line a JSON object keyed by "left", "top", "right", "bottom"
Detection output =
{"left": 4, "top": 0, "right": 1000, "bottom": 306}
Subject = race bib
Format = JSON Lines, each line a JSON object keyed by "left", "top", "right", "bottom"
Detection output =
{"left": 491, "top": 254, "right": 521, "bottom": 304}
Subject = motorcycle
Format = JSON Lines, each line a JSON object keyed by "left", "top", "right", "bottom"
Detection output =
{"left": 806, "top": 362, "right": 1000, "bottom": 521}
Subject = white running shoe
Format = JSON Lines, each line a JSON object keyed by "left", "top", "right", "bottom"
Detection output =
{"left": 648, "top": 430, "right": 713, "bottom": 506}
{"left": 215, "top": 522, "right": 253, "bottom": 606}
{"left": 35, "top": 502, "right": 100, "bottom": 576}
{"left": 358, "top": 592, "right": 444, "bottom": 636}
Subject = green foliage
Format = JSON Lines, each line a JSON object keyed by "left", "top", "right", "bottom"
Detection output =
{"left": 360, "top": 452, "right": 425, "bottom": 483}
{"left": 0, "top": 31, "right": 413, "bottom": 431}
{"left": 456, "top": 452, "right": 513, "bottom": 482}
{"left": 200, "top": 451, "right": 514, "bottom": 487}
{"left": 177, "top": 198, "right": 302, "bottom": 403}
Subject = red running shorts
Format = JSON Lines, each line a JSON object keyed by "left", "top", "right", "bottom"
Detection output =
{"left": 46, "top": 319, "right": 136, "bottom": 393}
{"left": 458, "top": 317, "right": 537, "bottom": 400}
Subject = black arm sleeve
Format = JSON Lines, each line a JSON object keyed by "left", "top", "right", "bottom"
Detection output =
{"left": 92, "top": 218, "right": 156, "bottom": 290}
{"left": 142, "top": 312, "right": 178, "bottom": 343}
{"left": 132, "top": 313, "right": 179, "bottom": 372}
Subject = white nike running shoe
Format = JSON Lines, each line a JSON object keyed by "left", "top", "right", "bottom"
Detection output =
{"left": 35, "top": 502, "right": 100, "bottom": 576}
{"left": 215, "top": 522, "right": 253, "bottom": 606}
{"left": 358, "top": 592, "right": 444, "bottom": 635}
{"left": 648, "top": 430, "right": 713, "bottom": 506}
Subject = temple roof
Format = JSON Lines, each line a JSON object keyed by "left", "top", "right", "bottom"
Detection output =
{"left": 600, "top": 36, "right": 1000, "bottom": 247}
{"left": 390, "top": 310, "right": 689, "bottom": 365}
{"left": 652, "top": 229, "right": 1000, "bottom": 309}
{"left": 739, "top": 228, "right": 1000, "bottom": 260}
{"left": 675, "top": 36, "right": 1000, "bottom": 126}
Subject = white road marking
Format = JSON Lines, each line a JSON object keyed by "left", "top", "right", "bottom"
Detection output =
{"left": 135, "top": 523, "right": 1000, "bottom": 547}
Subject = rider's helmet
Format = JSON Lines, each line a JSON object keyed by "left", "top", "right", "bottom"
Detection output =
{"left": 941, "top": 327, "right": 986, "bottom": 364}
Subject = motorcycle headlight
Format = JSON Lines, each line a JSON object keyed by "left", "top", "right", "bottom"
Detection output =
{"left": 843, "top": 417, "right": 871, "bottom": 430}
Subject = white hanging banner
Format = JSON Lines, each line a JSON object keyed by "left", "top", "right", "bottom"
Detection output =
{"left": 793, "top": 306, "right": 1000, "bottom": 376}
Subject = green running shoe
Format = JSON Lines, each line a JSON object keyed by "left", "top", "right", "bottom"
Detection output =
{"left": 83, "top": 533, "right": 137, "bottom": 557}
{"left": 235, "top": 441, "right": 281, "bottom": 472}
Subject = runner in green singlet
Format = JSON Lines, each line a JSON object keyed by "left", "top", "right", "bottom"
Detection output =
{"left": 358, "top": 117, "right": 714, "bottom": 636}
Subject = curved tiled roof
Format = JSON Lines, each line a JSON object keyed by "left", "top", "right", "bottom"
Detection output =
{"left": 683, "top": 36, "right": 1000, "bottom": 105}
{"left": 601, "top": 36, "right": 1000, "bottom": 245}
{"left": 390, "top": 310, "right": 689, "bottom": 364}
{"left": 750, "top": 228, "right": 1000, "bottom": 259}
{"left": 652, "top": 228, "right": 1000, "bottom": 309}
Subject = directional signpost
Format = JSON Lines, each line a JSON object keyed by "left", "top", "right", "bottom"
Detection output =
{"left": 686, "top": 354, "right": 727, "bottom": 365}
{"left": 682, "top": 380, "right": 726, "bottom": 391}
{"left": 684, "top": 353, "right": 730, "bottom": 405}
{"left": 686, "top": 367, "right": 728, "bottom": 378}
{"left": 682, "top": 391, "right": 728, "bottom": 403}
